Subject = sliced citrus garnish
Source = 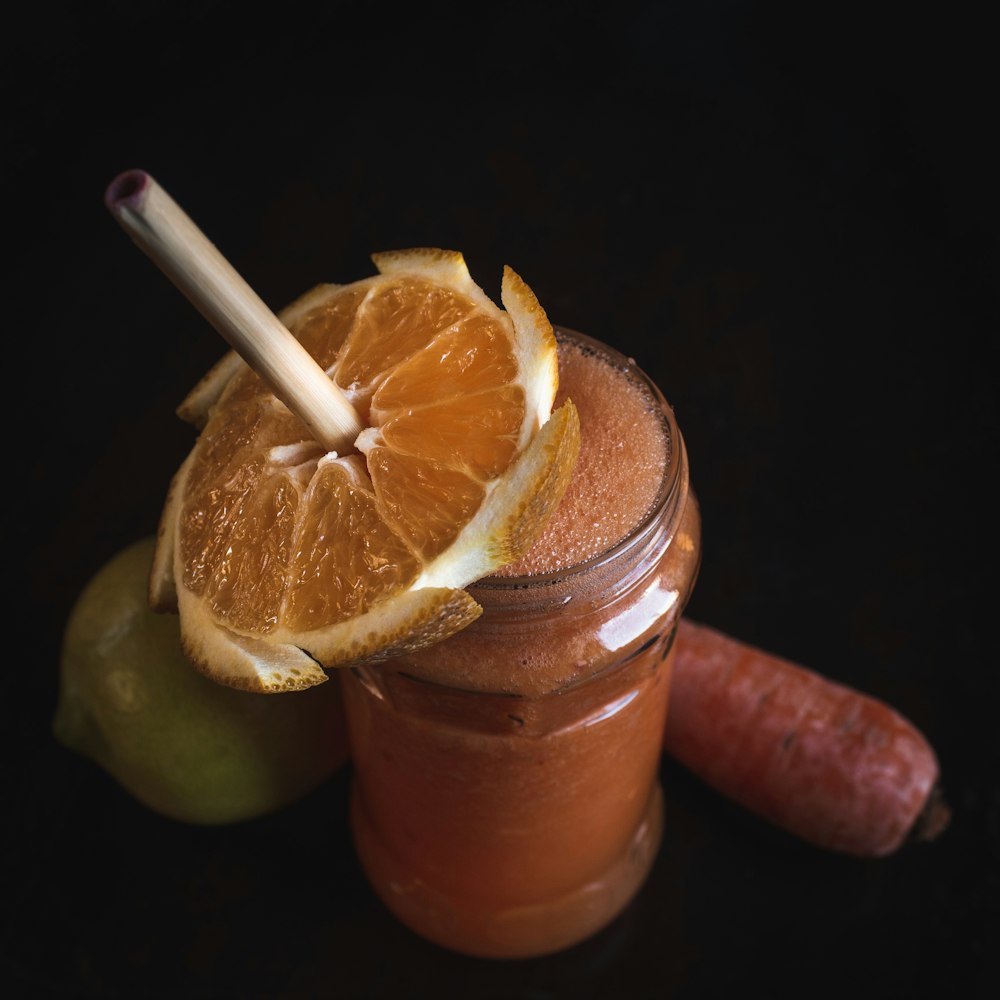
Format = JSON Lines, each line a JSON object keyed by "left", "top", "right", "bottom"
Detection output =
{"left": 152, "top": 249, "right": 580, "bottom": 692}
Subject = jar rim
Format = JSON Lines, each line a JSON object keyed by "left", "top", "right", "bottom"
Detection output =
{"left": 471, "top": 325, "right": 683, "bottom": 594}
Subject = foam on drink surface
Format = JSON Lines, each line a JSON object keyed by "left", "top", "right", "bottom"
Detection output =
{"left": 496, "top": 336, "right": 670, "bottom": 578}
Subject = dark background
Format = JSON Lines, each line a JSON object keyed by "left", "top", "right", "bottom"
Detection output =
{"left": 5, "top": 2, "right": 996, "bottom": 997}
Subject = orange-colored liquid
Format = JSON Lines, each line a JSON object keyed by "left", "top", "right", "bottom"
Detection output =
{"left": 497, "top": 336, "right": 670, "bottom": 578}
{"left": 341, "top": 330, "right": 701, "bottom": 957}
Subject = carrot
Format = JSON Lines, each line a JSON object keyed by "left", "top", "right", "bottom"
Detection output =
{"left": 663, "top": 618, "right": 950, "bottom": 857}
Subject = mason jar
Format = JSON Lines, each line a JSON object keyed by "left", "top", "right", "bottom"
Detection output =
{"left": 339, "top": 328, "right": 701, "bottom": 958}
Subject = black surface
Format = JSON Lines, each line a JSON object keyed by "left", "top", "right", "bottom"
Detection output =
{"left": 6, "top": 3, "right": 997, "bottom": 998}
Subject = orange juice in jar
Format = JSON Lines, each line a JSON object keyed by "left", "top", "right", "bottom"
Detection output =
{"left": 341, "top": 327, "right": 701, "bottom": 958}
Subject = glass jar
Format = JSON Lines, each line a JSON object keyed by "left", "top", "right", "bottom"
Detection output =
{"left": 339, "top": 329, "right": 701, "bottom": 958}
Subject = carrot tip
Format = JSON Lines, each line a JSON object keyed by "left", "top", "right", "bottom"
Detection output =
{"left": 910, "top": 784, "right": 952, "bottom": 845}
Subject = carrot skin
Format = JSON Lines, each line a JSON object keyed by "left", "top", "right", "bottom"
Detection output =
{"left": 664, "top": 619, "right": 948, "bottom": 857}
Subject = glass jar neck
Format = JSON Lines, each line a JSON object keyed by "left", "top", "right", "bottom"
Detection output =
{"left": 468, "top": 328, "right": 690, "bottom": 623}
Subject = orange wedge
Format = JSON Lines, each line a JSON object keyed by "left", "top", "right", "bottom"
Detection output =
{"left": 151, "top": 249, "right": 580, "bottom": 692}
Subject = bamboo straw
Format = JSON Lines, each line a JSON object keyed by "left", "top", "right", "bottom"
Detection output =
{"left": 104, "top": 169, "right": 363, "bottom": 453}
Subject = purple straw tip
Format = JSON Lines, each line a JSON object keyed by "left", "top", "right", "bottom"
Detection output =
{"left": 105, "top": 169, "right": 151, "bottom": 213}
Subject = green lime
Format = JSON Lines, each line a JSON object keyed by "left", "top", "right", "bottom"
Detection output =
{"left": 54, "top": 537, "right": 349, "bottom": 824}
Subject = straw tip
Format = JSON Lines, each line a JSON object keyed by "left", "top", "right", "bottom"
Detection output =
{"left": 105, "top": 169, "right": 151, "bottom": 214}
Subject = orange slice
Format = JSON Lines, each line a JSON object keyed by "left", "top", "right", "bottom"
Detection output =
{"left": 151, "top": 249, "right": 580, "bottom": 692}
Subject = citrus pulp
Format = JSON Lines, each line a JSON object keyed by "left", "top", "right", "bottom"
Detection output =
{"left": 153, "top": 249, "right": 580, "bottom": 692}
